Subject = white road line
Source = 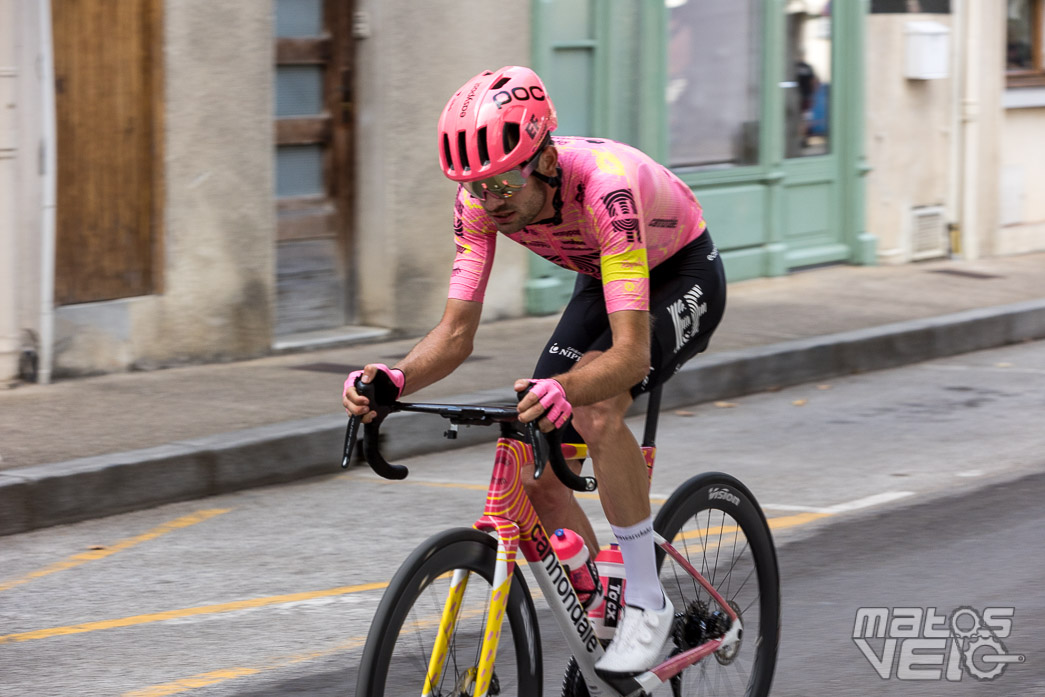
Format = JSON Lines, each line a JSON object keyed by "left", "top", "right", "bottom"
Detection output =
{"left": 764, "top": 491, "right": 915, "bottom": 515}
{"left": 822, "top": 491, "right": 915, "bottom": 513}
{"left": 760, "top": 503, "right": 830, "bottom": 513}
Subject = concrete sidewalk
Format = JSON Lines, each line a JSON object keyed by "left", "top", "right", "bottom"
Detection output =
{"left": 2, "top": 252, "right": 1045, "bottom": 535}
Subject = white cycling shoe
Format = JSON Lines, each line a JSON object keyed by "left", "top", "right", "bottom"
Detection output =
{"left": 595, "top": 594, "right": 675, "bottom": 677}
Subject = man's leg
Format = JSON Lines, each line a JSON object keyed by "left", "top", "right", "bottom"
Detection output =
{"left": 521, "top": 457, "right": 599, "bottom": 555}
{"left": 569, "top": 371, "right": 663, "bottom": 611}
{"left": 525, "top": 276, "right": 607, "bottom": 554}
{"left": 571, "top": 381, "right": 675, "bottom": 676}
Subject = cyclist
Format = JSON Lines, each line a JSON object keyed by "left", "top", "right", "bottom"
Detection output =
{"left": 343, "top": 65, "right": 725, "bottom": 677}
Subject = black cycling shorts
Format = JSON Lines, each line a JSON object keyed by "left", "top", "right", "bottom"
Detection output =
{"left": 532, "top": 231, "right": 726, "bottom": 441}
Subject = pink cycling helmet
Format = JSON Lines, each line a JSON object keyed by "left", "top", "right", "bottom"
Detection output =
{"left": 437, "top": 66, "right": 557, "bottom": 182}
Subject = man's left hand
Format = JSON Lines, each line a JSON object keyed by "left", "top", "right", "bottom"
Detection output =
{"left": 515, "top": 378, "right": 572, "bottom": 432}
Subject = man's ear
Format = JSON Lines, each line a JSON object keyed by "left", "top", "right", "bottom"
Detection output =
{"left": 538, "top": 145, "right": 559, "bottom": 177}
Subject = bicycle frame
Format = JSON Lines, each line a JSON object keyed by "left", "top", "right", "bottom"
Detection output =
{"left": 429, "top": 436, "right": 742, "bottom": 697}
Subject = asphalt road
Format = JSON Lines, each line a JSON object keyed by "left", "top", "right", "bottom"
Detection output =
{"left": 2, "top": 341, "right": 1044, "bottom": 696}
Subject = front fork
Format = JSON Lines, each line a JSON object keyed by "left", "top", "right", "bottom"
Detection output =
{"left": 424, "top": 517, "right": 520, "bottom": 697}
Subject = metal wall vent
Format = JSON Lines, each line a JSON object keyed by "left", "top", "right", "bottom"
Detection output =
{"left": 910, "top": 205, "right": 948, "bottom": 260}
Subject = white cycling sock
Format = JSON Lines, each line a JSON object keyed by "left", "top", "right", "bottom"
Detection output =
{"left": 610, "top": 516, "right": 665, "bottom": 611}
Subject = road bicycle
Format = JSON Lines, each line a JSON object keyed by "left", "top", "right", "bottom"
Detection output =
{"left": 346, "top": 374, "right": 780, "bottom": 696}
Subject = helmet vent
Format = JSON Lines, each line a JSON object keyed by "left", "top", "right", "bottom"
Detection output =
{"left": 442, "top": 134, "right": 454, "bottom": 172}
{"left": 502, "top": 122, "right": 520, "bottom": 155}
{"left": 491, "top": 77, "right": 510, "bottom": 90}
{"left": 457, "top": 131, "right": 470, "bottom": 172}
{"left": 477, "top": 127, "right": 490, "bottom": 166}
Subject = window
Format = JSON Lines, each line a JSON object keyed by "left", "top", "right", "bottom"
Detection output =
{"left": 667, "top": 0, "right": 764, "bottom": 168}
{"left": 1007, "top": 0, "right": 1045, "bottom": 87}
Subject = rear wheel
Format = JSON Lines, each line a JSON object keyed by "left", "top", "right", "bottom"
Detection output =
{"left": 653, "top": 472, "right": 780, "bottom": 697}
{"left": 356, "top": 527, "right": 543, "bottom": 696}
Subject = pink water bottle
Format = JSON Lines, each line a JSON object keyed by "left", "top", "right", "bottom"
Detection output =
{"left": 589, "top": 543, "right": 627, "bottom": 640}
{"left": 550, "top": 528, "right": 603, "bottom": 609}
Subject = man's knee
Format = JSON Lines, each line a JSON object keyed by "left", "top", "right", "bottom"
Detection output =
{"left": 523, "top": 464, "right": 576, "bottom": 511}
{"left": 572, "top": 394, "right": 630, "bottom": 443}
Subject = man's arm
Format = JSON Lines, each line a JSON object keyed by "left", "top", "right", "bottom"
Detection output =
{"left": 343, "top": 299, "right": 482, "bottom": 419}
{"left": 394, "top": 298, "right": 482, "bottom": 395}
{"left": 516, "top": 309, "right": 650, "bottom": 423}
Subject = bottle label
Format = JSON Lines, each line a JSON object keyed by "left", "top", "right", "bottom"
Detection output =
{"left": 602, "top": 576, "right": 624, "bottom": 629}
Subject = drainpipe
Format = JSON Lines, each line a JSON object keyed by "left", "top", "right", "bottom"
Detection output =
{"left": 38, "top": 0, "right": 56, "bottom": 384}
{"left": 946, "top": 0, "right": 964, "bottom": 257}
{"left": 958, "top": 0, "right": 981, "bottom": 260}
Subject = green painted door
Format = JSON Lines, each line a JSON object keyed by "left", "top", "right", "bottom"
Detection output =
{"left": 529, "top": 0, "right": 874, "bottom": 294}
{"left": 778, "top": 1, "right": 848, "bottom": 268}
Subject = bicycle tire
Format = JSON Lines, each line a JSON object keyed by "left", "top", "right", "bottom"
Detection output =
{"left": 653, "top": 472, "right": 780, "bottom": 697}
{"left": 355, "top": 527, "right": 543, "bottom": 696}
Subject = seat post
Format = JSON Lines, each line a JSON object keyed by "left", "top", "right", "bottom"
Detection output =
{"left": 641, "top": 384, "right": 663, "bottom": 449}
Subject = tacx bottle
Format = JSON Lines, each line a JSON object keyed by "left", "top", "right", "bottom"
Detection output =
{"left": 549, "top": 528, "right": 603, "bottom": 609}
{"left": 589, "top": 543, "right": 627, "bottom": 641}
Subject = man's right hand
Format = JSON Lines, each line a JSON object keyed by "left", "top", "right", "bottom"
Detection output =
{"left": 342, "top": 364, "right": 405, "bottom": 423}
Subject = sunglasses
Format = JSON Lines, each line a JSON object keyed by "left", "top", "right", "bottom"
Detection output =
{"left": 463, "top": 147, "right": 545, "bottom": 202}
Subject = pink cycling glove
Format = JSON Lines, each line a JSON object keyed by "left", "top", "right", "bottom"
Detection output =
{"left": 344, "top": 364, "right": 405, "bottom": 407}
{"left": 527, "top": 378, "right": 572, "bottom": 428}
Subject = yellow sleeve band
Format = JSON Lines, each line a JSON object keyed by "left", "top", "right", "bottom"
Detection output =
{"left": 601, "top": 248, "right": 649, "bottom": 284}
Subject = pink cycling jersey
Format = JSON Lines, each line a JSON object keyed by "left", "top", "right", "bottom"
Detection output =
{"left": 447, "top": 136, "right": 706, "bottom": 313}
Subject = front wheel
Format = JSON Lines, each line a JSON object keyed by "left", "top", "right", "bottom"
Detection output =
{"left": 653, "top": 472, "right": 780, "bottom": 697}
{"left": 355, "top": 527, "right": 543, "bottom": 696}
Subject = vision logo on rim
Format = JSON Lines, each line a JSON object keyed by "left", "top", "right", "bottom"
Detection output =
{"left": 708, "top": 486, "right": 740, "bottom": 506}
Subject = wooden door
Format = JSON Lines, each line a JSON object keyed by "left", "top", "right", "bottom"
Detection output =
{"left": 274, "top": 0, "right": 355, "bottom": 336}
{"left": 52, "top": 0, "right": 162, "bottom": 304}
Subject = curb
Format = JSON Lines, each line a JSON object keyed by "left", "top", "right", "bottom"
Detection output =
{"left": 3, "top": 298, "right": 1044, "bottom": 536}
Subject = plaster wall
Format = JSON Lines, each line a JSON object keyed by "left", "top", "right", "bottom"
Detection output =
{"left": 0, "top": 0, "right": 17, "bottom": 380}
{"left": 998, "top": 105, "right": 1045, "bottom": 254}
{"left": 864, "top": 14, "right": 956, "bottom": 264}
{"left": 53, "top": 0, "right": 276, "bottom": 374}
{"left": 354, "top": 1, "right": 531, "bottom": 335}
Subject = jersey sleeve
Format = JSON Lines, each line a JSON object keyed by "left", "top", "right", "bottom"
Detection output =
{"left": 447, "top": 189, "right": 497, "bottom": 304}
{"left": 585, "top": 156, "right": 650, "bottom": 313}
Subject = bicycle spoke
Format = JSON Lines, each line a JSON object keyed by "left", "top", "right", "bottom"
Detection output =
{"left": 357, "top": 530, "right": 539, "bottom": 696}
{"left": 725, "top": 529, "right": 740, "bottom": 599}
{"left": 653, "top": 475, "right": 779, "bottom": 697}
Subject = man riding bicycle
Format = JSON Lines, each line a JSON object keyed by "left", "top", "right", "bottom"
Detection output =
{"left": 343, "top": 66, "right": 725, "bottom": 678}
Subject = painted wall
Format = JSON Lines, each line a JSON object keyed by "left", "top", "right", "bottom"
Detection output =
{"left": 52, "top": 0, "right": 276, "bottom": 374}
{"left": 353, "top": 0, "right": 532, "bottom": 334}
{"left": 0, "top": 0, "right": 17, "bottom": 380}
{"left": 864, "top": 13, "right": 957, "bottom": 264}
{"left": 999, "top": 105, "right": 1045, "bottom": 253}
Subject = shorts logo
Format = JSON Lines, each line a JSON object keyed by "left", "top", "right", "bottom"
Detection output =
{"left": 667, "top": 284, "right": 707, "bottom": 352}
{"left": 548, "top": 343, "right": 582, "bottom": 361}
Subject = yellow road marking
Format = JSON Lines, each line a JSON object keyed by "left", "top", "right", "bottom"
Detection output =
{"left": 3, "top": 511, "right": 834, "bottom": 647}
{"left": 124, "top": 597, "right": 491, "bottom": 695}
{"left": 0, "top": 509, "right": 231, "bottom": 593}
{"left": 767, "top": 511, "right": 832, "bottom": 529}
{"left": 123, "top": 637, "right": 368, "bottom": 697}
{"left": 0, "top": 581, "right": 388, "bottom": 644}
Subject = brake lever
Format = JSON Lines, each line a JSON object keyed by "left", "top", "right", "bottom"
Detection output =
{"left": 340, "top": 375, "right": 408, "bottom": 479}
{"left": 516, "top": 384, "right": 597, "bottom": 493}
{"left": 341, "top": 413, "right": 361, "bottom": 468}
